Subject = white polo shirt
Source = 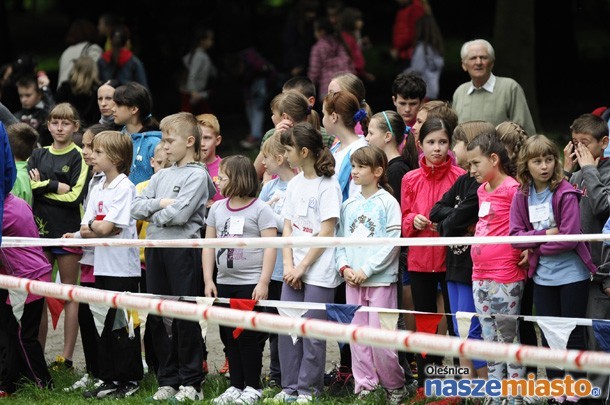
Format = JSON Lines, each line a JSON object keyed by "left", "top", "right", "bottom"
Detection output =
{"left": 82, "top": 173, "right": 141, "bottom": 277}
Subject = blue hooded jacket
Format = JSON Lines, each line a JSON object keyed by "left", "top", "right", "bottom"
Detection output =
{"left": 129, "top": 131, "right": 162, "bottom": 185}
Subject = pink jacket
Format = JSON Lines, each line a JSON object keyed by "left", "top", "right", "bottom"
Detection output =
{"left": 308, "top": 36, "right": 354, "bottom": 102}
{"left": 401, "top": 155, "right": 466, "bottom": 272}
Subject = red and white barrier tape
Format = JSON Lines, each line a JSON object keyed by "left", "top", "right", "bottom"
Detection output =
{"left": 2, "top": 233, "right": 610, "bottom": 249}
{"left": 2, "top": 274, "right": 609, "bottom": 374}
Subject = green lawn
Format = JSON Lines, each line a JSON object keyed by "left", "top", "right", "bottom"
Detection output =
{"left": 4, "top": 368, "right": 451, "bottom": 404}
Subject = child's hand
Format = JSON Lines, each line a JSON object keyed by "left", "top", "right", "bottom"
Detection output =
{"left": 57, "top": 182, "right": 70, "bottom": 194}
{"left": 563, "top": 142, "right": 576, "bottom": 173}
{"left": 343, "top": 267, "right": 357, "bottom": 287}
{"left": 283, "top": 265, "right": 304, "bottom": 290}
{"left": 546, "top": 227, "right": 559, "bottom": 235}
{"left": 28, "top": 168, "right": 41, "bottom": 181}
{"left": 62, "top": 232, "right": 74, "bottom": 238}
{"left": 351, "top": 269, "right": 368, "bottom": 285}
{"left": 518, "top": 250, "right": 529, "bottom": 269}
{"left": 206, "top": 199, "right": 214, "bottom": 209}
{"left": 413, "top": 214, "right": 431, "bottom": 231}
{"left": 204, "top": 282, "right": 217, "bottom": 298}
{"left": 37, "top": 71, "right": 50, "bottom": 88}
{"left": 575, "top": 142, "right": 598, "bottom": 167}
{"left": 275, "top": 119, "right": 293, "bottom": 134}
{"left": 252, "top": 282, "right": 268, "bottom": 301}
{"left": 160, "top": 198, "right": 176, "bottom": 208}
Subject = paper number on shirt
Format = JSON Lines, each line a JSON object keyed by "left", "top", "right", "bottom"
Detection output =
{"left": 529, "top": 203, "right": 550, "bottom": 223}
{"left": 228, "top": 216, "right": 245, "bottom": 235}
{"left": 351, "top": 223, "right": 370, "bottom": 238}
{"left": 478, "top": 201, "right": 491, "bottom": 217}
{"left": 296, "top": 197, "right": 309, "bottom": 217}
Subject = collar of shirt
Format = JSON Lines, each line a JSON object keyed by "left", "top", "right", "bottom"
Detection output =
{"left": 467, "top": 73, "right": 496, "bottom": 95}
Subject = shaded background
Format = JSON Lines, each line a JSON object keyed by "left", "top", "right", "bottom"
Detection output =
{"left": 2, "top": 0, "right": 609, "bottom": 151}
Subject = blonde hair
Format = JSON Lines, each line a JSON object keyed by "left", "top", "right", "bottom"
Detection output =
{"left": 516, "top": 135, "right": 563, "bottom": 193}
{"left": 160, "top": 112, "right": 201, "bottom": 161}
{"left": 419, "top": 100, "right": 458, "bottom": 133}
{"left": 196, "top": 113, "right": 220, "bottom": 135}
{"left": 453, "top": 120, "right": 496, "bottom": 146}
{"left": 270, "top": 93, "right": 284, "bottom": 112}
{"left": 69, "top": 56, "right": 100, "bottom": 95}
{"left": 261, "top": 132, "right": 286, "bottom": 158}
{"left": 93, "top": 130, "right": 133, "bottom": 175}
{"left": 330, "top": 72, "right": 371, "bottom": 132}
{"left": 496, "top": 121, "right": 528, "bottom": 163}
{"left": 48, "top": 103, "right": 81, "bottom": 129}
{"left": 152, "top": 142, "right": 171, "bottom": 169}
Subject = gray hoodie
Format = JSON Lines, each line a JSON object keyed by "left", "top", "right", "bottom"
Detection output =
{"left": 131, "top": 162, "right": 216, "bottom": 239}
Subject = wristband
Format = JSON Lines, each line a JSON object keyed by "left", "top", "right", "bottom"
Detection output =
{"left": 339, "top": 265, "right": 350, "bottom": 277}
{"left": 88, "top": 218, "right": 95, "bottom": 232}
{"left": 563, "top": 170, "right": 572, "bottom": 178}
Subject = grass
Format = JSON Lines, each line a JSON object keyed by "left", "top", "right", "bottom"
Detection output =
{"left": 4, "top": 368, "right": 451, "bottom": 404}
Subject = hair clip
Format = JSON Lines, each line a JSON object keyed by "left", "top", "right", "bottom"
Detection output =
{"left": 353, "top": 108, "right": 367, "bottom": 122}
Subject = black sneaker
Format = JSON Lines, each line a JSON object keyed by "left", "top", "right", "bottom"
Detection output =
{"left": 83, "top": 381, "right": 118, "bottom": 398}
{"left": 326, "top": 366, "right": 354, "bottom": 397}
{"left": 108, "top": 382, "right": 139, "bottom": 398}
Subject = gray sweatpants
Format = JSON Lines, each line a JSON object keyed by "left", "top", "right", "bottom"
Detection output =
{"left": 279, "top": 283, "right": 336, "bottom": 397}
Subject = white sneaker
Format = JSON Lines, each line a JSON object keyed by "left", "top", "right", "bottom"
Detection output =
{"left": 266, "top": 391, "right": 298, "bottom": 404}
{"left": 150, "top": 385, "right": 178, "bottom": 401}
{"left": 295, "top": 394, "right": 312, "bottom": 404}
{"left": 212, "top": 386, "right": 242, "bottom": 404}
{"left": 63, "top": 374, "right": 92, "bottom": 392}
{"left": 237, "top": 386, "right": 262, "bottom": 404}
{"left": 171, "top": 385, "right": 203, "bottom": 402}
{"left": 357, "top": 389, "right": 372, "bottom": 399}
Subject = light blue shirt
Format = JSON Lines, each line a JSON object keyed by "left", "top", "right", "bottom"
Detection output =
{"left": 259, "top": 178, "right": 289, "bottom": 282}
{"left": 529, "top": 185, "right": 590, "bottom": 286}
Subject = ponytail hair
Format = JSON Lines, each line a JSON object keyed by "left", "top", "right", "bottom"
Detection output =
{"left": 330, "top": 71, "right": 371, "bottom": 133}
{"left": 496, "top": 121, "right": 528, "bottom": 165}
{"left": 279, "top": 90, "right": 320, "bottom": 130}
{"left": 372, "top": 110, "right": 406, "bottom": 145}
{"left": 350, "top": 145, "right": 393, "bottom": 195}
{"left": 467, "top": 131, "right": 516, "bottom": 178}
{"left": 280, "top": 122, "right": 335, "bottom": 177}
{"left": 324, "top": 91, "right": 369, "bottom": 131}
{"left": 113, "top": 82, "right": 159, "bottom": 131}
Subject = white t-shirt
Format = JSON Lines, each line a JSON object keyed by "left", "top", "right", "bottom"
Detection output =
{"left": 82, "top": 174, "right": 141, "bottom": 277}
{"left": 282, "top": 173, "right": 343, "bottom": 288}
{"left": 331, "top": 137, "right": 368, "bottom": 200}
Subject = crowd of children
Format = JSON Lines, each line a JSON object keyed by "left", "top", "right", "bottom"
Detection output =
{"left": 0, "top": 62, "right": 608, "bottom": 405}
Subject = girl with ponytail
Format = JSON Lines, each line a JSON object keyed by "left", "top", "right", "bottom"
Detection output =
{"left": 276, "top": 122, "right": 342, "bottom": 403}
{"left": 324, "top": 90, "right": 369, "bottom": 201}
{"left": 112, "top": 82, "right": 161, "bottom": 184}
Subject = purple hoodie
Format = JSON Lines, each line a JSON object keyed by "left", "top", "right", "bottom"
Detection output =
{"left": 509, "top": 179, "right": 597, "bottom": 278}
